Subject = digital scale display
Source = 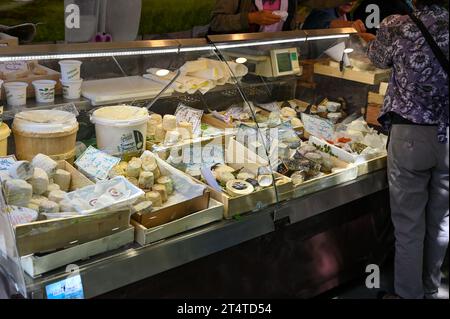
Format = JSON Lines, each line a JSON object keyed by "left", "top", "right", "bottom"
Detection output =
{"left": 45, "top": 274, "right": 84, "bottom": 299}
{"left": 276, "top": 52, "right": 293, "bottom": 73}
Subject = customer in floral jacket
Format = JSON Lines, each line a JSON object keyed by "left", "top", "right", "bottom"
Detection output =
{"left": 367, "top": 0, "right": 449, "bottom": 299}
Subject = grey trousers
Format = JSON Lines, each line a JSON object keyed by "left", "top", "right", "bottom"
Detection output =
{"left": 388, "top": 125, "right": 449, "bottom": 299}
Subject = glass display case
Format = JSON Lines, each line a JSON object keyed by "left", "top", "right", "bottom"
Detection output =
{"left": 0, "top": 28, "right": 389, "bottom": 299}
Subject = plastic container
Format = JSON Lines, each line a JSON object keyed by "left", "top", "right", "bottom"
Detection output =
{"left": 59, "top": 60, "right": 82, "bottom": 81}
{"left": 0, "top": 123, "right": 11, "bottom": 156}
{"left": 32, "top": 80, "right": 57, "bottom": 103}
{"left": 12, "top": 110, "right": 79, "bottom": 162}
{"left": 4, "top": 82, "right": 28, "bottom": 107}
{"left": 61, "top": 78, "right": 83, "bottom": 100}
{"left": 90, "top": 105, "right": 149, "bottom": 155}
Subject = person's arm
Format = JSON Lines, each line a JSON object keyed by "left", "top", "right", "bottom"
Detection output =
{"left": 367, "top": 16, "right": 399, "bottom": 69}
{"left": 210, "top": 0, "right": 250, "bottom": 33}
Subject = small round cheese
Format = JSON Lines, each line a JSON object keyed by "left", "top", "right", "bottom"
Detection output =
{"left": 162, "top": 115, "right": 177, "bottom": 131}
{"left": 139, "top": 171, "right": 154, "bottom": 190}
{"left": 145, "top": 191, "right": 163, "bottom": 207}
{"left": 154, "top": 124, "right": 166, "bottom": 143}
{"left": 152, "top": 184, "right": 168, "bottom": 203}
{"left": 157, "top": 176, "right": 174, "bottom": 195}
{"left": 48, "top": 190, "right": 67, "bottom": 204}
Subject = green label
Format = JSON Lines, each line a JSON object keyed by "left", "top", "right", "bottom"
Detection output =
{"left": 291, "top": 52, "right": 298, "bottom": 61}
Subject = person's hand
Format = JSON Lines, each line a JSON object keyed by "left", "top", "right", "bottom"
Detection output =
{"left": 351, "top": 19, "right": 367, "bottom": 33}
{"left": 248, "top": 10, "right": 282, "bottom": 26}
{"left": 359, "top": 32, "right": 376, "bottom": 42}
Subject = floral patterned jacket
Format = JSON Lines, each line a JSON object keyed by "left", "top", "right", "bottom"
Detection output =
{"left": 368, "top": 5, "right": 449, "bottom": 143}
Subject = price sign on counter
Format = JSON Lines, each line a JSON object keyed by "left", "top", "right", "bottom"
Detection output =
{"left": 175, "top": 104, "right": 204, "bottom": 137}
{"left": 301, "top": 113, "right": 335, "bottom": 141}
{"left": 75, "top": 146, "right": 121, "bottom": 181}
{"left": 46, "top": 274, "right": 84, "bottom": 299}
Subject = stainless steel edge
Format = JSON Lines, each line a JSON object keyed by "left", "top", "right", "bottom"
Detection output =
{"left": 25, "top": 208, "right": 275, "bottom": 299}
{"left": 274, "top": 169, "right": 388, "bottom": 224}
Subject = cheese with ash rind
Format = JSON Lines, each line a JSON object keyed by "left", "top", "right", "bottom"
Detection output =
{"left": 5, "top": 179, "right": 33, "bottom": 207}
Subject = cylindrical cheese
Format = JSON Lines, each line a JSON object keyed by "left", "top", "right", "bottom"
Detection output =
{"left": 157, "top": 176, "right": 174, "bottom": 195}
{"left": 145, "top": 191, "right": 162, "bottom": 207}
{"left": 108, "top": 165, "right": 126, "bottom": 179}
{"left": 30, "top": 167, "right": 49, "bottom": 195}
{"left": 152, "top": 184, "right": 168, "bottom": 203}
{"left": 226, "top": 180, "right": 254, "bottom": 197}
{"left": 162, "top": 115, "right": 177, "bottom": 131}
{"left": 236, "top": 172, "right": 255, "bottom": 181}
{"left": 154, "top": 124, "right": 166, "bottom": 143}
{"left": 39, "top": 200, "right": 59, "bottom": 214}
{"left": 44, "top": 183, "right": 61, "bottom": 197}
{"left": 164, "top": 130, "right": 181, "bottom": 145}
{"left": 32, "top": 154, "right": 58, "bottom": 177}
{"left": 152, "top": 167, "right": 161, "bottom": 180}
{"left": 178, "top": 121, "right": 193, "bottom": 140}
{"left": 30, "top": 195, "right": 48, "bottom": 206}
{"left": 139, "top": 171, "right": 154, "bottom": 190}
{"left": 48, "top": 190, "right": 67, "bottom": 204}
{"left": 126, "top": 159, "right": 142, "bottom": 178}
{"left": 8, "top": 161, "right": 34, "bottom": 180}
{"left": 53, "top": 169, "right": 71, "bottom": 191}
{"left": 149, "top": 113, "right": 163, "bottom": 125}
{"left": 217, "top": 171, "right": 235, "bottom": 185}
{"left": 142, "top": 157, "right": 158, "bottom": 172}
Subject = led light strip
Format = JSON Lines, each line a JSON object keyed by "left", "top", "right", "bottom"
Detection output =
{"left": 306, "top": 34, "right": 350, "bottom": 41}
{"left": 215, "top": 37, "right": 307, "bottom": 50}
{"left": 0, "top": 34, "right": 349, "bottom": 62}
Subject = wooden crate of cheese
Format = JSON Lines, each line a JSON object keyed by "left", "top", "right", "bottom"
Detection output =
{"left": 203, "top": 138, "right": 293, "bottom": 219}
{"left": 3, "top": 160, "right": 131, "bottom": 257}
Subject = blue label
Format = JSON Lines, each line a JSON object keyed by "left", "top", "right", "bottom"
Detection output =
{"left": 46, "top": 275, "right": 84, "bottom": 299}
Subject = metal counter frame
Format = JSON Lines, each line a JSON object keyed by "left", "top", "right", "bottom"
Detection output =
{"left": 23, "top": 169, "right": 387, "bottom": 299}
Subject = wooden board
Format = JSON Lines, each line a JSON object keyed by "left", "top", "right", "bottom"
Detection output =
{"left": 314, "top": 61, "right": 391, "bottom": 85}
{"left": 132, "top": 191, "right": 210, "bottom": 229}
{"left": 366, "top": 103, "right": 382, "bottom": 127}
{"left": 21, "top": 227, "right": 134, "bottom": 278}
{"left": 1, "top": 64, "right": 61, "bottom": 99}
{"left": 132, "top": 199, "right": 224, "bottom": 246}
{"left": 368, "top": 92, "right": 385, "bottom": 105}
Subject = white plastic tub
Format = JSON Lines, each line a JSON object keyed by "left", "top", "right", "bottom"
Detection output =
{"left": 4, "top": 82, "right": 28, "bottom": 106}
{"left": 59, "top": 60, "right": 82, "bottom": 81}
{"left": 90, "top": 105, "right": 149, "bottom": 155}
{"left": 32, "top": 80, "right": 57, "bottom": 103}
{"left": 61, "top": 78, "right": 83, "bottom": 99}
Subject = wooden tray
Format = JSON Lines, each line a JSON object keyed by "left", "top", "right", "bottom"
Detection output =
{"left": 132, "top": 199, "right": 223, "bottom": 246}
{"left": 21, "top": 227, "right": 134, "bottom": 278}
{"left": 1, "top": 64, "right": 61, "bottom": 100}
{"left": 11, "top": 161, "right": 131, "bottom": 257}
{"left": 207, "top": 138, "right": 293, "bottom": 219}
{"left": 314, "top": 60, "right": 391, "bottom": 85}
{"left": 132, "top": 190, "right": 210, "bottom": 229}
{"left": 291, "top": 157, "right": 358, "bottom": 199}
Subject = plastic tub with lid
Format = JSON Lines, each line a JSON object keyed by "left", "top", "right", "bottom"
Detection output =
{"left": 90, "top": 105, "right": 149, "bottom": 156}
{"left": 12, "top": 110, "right": 79, "bottom": 162}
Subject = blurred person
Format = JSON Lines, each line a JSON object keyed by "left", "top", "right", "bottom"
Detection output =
{"left": 210, "top": 0, "right": 298, "bottom": 34}
{"left": 367, "top": 0, "right": 449, "bottom": 299}
{"left": 302, "top": 2, "right": 364, "bottom": 32}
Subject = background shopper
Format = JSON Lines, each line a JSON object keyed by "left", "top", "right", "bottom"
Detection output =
{"left": 367, "top": 0, "right": 449, "bottom": 299}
